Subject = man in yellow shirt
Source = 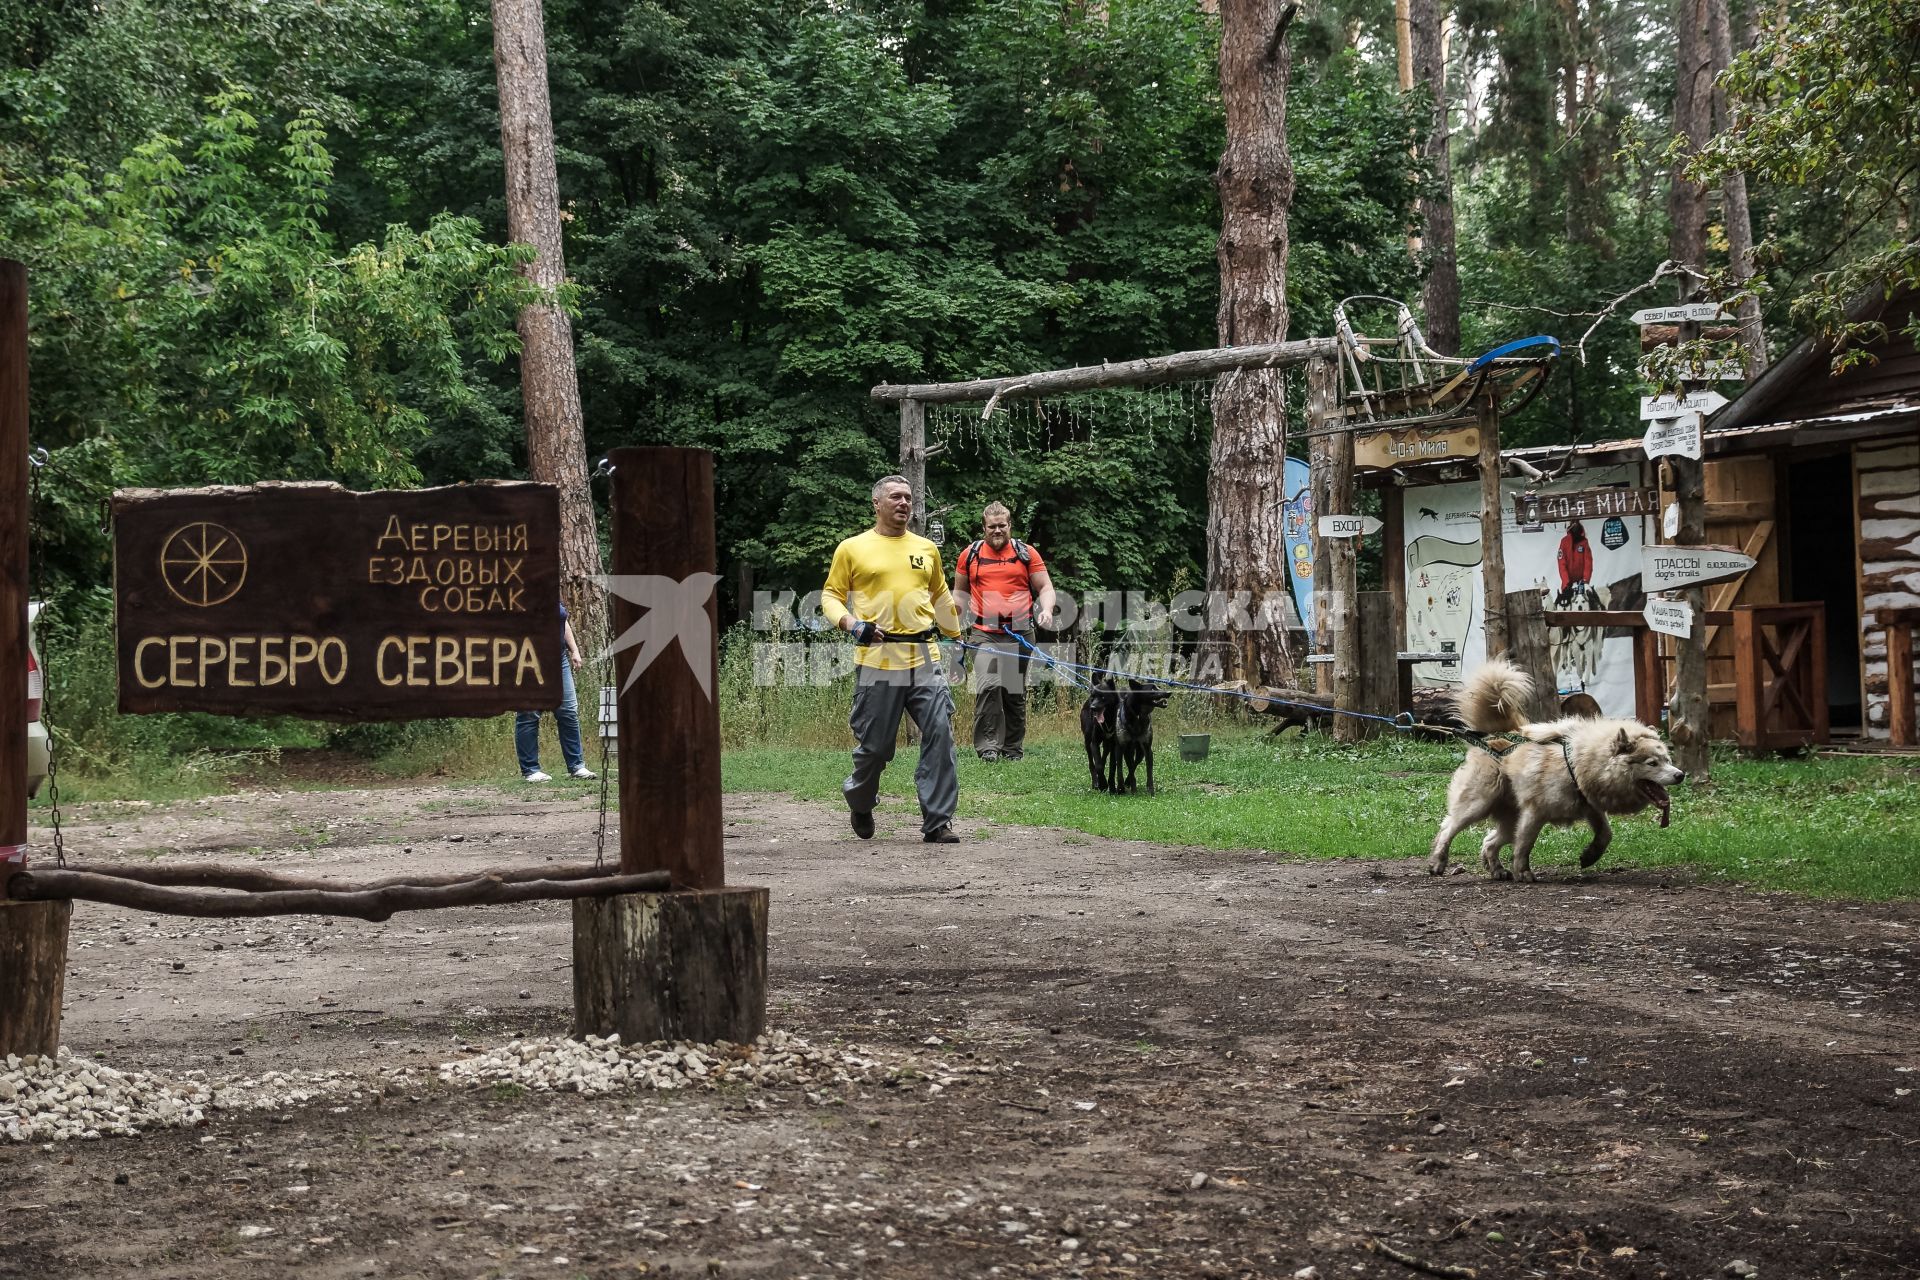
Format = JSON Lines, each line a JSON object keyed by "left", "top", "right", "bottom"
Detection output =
{"left": 821, "top": 475, "right": 966, "bottom": 843}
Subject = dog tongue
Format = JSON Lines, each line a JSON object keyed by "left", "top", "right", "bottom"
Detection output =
{"left": 1646, "top": 782, "right": 1672, "bottom": 828}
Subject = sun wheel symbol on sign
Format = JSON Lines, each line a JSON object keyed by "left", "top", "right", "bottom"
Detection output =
{"left": 160, "top": 522, "right": 249, "bottom": 607}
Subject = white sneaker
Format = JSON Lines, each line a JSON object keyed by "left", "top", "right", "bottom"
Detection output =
{"left": 570, "top": 765, "right": 598, "bottom": 780}
{"left": 523, "top": 770, "right": 552, "bottom": 783}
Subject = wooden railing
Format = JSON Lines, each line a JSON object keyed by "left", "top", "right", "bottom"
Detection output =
{"left": 1543, "top": 603, "right": 1827, "bottom": 750}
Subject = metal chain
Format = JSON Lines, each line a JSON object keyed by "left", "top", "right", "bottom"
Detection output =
{"left": 25, "top": 449, "right": 64, "bottom": 866}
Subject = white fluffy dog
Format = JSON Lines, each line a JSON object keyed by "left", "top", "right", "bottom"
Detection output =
{"left": 1428, "top": 660, "right": 1685, "bottom": 882}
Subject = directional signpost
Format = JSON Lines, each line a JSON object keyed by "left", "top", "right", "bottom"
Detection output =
{"left": 1640, "top": 390, "right": 1728, "bottom": 419}
{"left": 1630, "top": 303, "right": 1730, "bottom": 325}
{"left": 1644, "top": 597, "right": 1695, "bottom": 639}
{"left": 1643, "top": 412, "right": 1704, "bottom": 460}
{"left": 1318, "top": 514, "right": 1383, "bottom": 539}
{"left": 1642, "top": 543, "right": 1755, "bottom": 593}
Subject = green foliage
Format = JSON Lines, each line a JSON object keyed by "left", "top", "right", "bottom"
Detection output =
{"left": 1690, "top": 0, "right": 1920, "bottom": 360}
{"left": 6, "top": 87, "right": 535, "bottom": 609}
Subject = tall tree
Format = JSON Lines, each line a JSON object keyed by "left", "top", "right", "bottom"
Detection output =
{"left": 1667, "top": 0, "right": 1712, "bottom": 279}
{"left": 492, "top": 0, "right": 603, "bottom": 642}
{"left": 1412, "top": 0, "right": 1460, "bottom": 353}
{"left": 1691, "top": 0, "right": 1920, "bottom": 357}
{"left": 1706, "top": 0, "right": 1762, "bottom": 374}
{"left": 1209, "top": 0, "right": 1297, "bottom": 685}
{"left": 1665, "top": 0, "right": 1713, "bottom": 778}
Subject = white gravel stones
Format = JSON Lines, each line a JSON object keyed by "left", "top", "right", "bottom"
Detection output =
{"left": 3, "top": 1030, "right": 996, "bottom": 1143}
{"left": 0, "top": 1047, "right": 346, "bottom": 1142}
{"left": 434, "top": 1029, "right": 993, "bottom": 1099}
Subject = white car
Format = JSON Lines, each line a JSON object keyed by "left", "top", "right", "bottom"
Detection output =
{"left": 26, "top": 602, "right": 48, "bottom": 797}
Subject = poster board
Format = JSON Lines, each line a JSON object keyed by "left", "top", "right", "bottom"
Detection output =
{"left": 1403, "top": 465, "right": 1649, "bottom": 715}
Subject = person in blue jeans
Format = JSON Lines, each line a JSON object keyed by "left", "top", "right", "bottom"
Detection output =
{"left": 516, "top": 603, "right": 596, "bottom": 782}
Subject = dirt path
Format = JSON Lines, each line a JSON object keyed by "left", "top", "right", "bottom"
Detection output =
{"left": 4, "top": 784, "right": 1918, "bottom": 1279}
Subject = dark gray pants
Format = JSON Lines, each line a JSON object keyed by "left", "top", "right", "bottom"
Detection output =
{"left": 843, "top": 662, "right": 958, "bottom": 835}
{"left": 969, "top": 632, "right": 1029, "bottom": 757}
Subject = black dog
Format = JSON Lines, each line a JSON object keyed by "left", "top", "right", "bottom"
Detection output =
{"left": 1108, "top": 681, "right": 1171, "bottom": 795}
{"left": 1080, "top": 678, "right": 1119, "bottom": 791}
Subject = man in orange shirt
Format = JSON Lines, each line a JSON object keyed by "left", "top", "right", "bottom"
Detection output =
{"left": 954, "top": 502, "right": 1057, "bottom": 762}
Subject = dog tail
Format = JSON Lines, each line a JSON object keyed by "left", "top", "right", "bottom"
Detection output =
{"left": 1455, "top": 659, "right": 1534, "bottom": 733}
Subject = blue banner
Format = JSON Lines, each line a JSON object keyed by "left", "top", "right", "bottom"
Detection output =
{"left": 1282, "top": 456, "right": 1314, "bottom": 633}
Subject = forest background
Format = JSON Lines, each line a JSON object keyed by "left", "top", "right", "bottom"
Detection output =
{"left": 2, "top": 0, "right": 1910, "bottom": 771}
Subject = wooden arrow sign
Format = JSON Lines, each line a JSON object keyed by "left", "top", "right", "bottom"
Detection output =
{"left": 1644, "top": 598, "right": 1695, "bottom": 639}
{"left": 1643, "top": 412, "right": 1703, "bottom": 460}
{"left": 1632, "top": 303, "right": 1729, "bottom": 325}
{"left": 1318, "top": 514, "right": 1383, "bottom": 539}
{"left": 1642, "top": 544, "right": 1755, "bottom": 592}
{"left": 1640, "top": 390, "right": 1728, "bottom": 419}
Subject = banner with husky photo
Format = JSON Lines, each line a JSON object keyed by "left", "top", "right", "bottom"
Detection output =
{"left": 1400, "top": 465, "right": 1648, "bottom": 717}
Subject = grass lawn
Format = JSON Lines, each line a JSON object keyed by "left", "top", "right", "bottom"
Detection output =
{"left": 723, "top": 727, "right": 1920, "bottom": 900}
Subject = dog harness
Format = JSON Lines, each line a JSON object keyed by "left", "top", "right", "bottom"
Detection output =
{"left": 1461, "top": 729, "right": 1594, "bottom": 810}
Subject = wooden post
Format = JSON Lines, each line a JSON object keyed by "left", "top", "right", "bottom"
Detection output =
{"left": 1666, "top": 318, "right": 1712, "bottom": 777}
{"left": 1349, "top": 591, "right": 1397, "bottom": 740}
{"left": 1476, "top": 393, "right": 1508, "bottom": 658}
{"left": 1, "top": 262, "right": 26, "bottom": 889}
{"left": 1504, "top": 590, "right": 1560, "bottom": 724}
{"left": 573, "top": 446, "right": 767, "bottom": 1046}
{"left": 1884, "top": 610, "right": 1917, "bottom": 748}
{"left": 1328, "top": 383, "right": 1361, "bottom": 739}
{"left": 1, "top": 258, "right": 70, "bottom": 1058}
{"left": 1634, "top": 624, "right": 1665, "bottom": 727}
{"left": 1307, "top": 359, "right": 1337, "bottom": 696}
{"left": 899, "top": 398, "right": 927, "bottom": 536}
{"left": 1382, "top": 484, "right": 1406, "bottom": 645}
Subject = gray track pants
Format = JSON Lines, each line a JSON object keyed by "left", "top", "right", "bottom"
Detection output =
{"left": 843, "top": 661, "right": 958, "bottom": 835}
{"left": 969, "top": 632, "right": 1029, "bottom": 756}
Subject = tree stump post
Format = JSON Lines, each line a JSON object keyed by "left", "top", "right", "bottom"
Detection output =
{"left": 1504, "top": 590, "right": 1562, "bottom": 724}
{"left": 572, "top": 447, "right": 767, "bottom": 1046}
{"left": 0, "top": 901, "right": 70, "bottom": 1057}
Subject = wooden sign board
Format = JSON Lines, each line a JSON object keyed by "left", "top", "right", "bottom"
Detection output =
{"left": 1642, "top": 543, "right": 1755, "bottom": 593}
{"left": 1514, "top": 487, "right": 1658, "bottom": 525}
{"left": 114, "top": 482, "right": 562, "bottom": 720}
{"left": 1644, "top": 598, "right": 1695, "bottom": 639}
{"left": 1631, "top": 303, "right": 1729, "bottom": 325}
{"left": 1318, "top": 514, "right": 1383, "bottom": 538}
{"left": 1640, "top": 390, "right": 1727, "bottom": 419}
{"left": 1643, "top": 412, "right": 1703, "bottom": 460}
{"left": 1353, "top": 424, "right": 1480, "bottom": 471}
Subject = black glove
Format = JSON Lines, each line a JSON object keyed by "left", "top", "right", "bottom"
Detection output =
{"left": 850, "top": 620, "right": 885, "bottom": 646}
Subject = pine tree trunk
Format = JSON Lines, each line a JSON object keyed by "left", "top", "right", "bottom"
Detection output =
{"left": 1707, "top": 0, "right": 1766, "bottom": 376}
{"left": 1667, "top": 0, "right": 1712, "bottom": 281}
{"left": 493, "top": 0, "right": 605, "bottom": 650}
{"left": 1666, "top": 0, "right": 1714, "bottom": 778}
{"left": 1209, "top": 0, "right": 1297, "bottom": 687}
{"left": 1411, "top": 0, "right": 1459, "bottom": 354}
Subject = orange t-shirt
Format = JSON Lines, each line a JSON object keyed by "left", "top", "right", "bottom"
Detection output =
{"left": 959, "top": 540, "right": 1047, "bottom": 632}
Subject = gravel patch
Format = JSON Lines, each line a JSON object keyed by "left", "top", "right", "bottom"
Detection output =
{"left": 3, "top": 1031, "right": 998, "bottom": 1142}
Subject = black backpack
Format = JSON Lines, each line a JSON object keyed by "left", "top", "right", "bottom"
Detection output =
{"left": 961, "top": 538, "right": 1032, "bottom": 576}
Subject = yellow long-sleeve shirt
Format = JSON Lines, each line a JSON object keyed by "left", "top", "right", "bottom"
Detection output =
{"left": 821, "top": 528, "right": 963, "bottom": 670}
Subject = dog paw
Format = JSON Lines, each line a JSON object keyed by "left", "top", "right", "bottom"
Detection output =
{"left": 1490, "top": 868, "right": 1512, "bottom": 881}
{"left": 1425, "top": 860, "right": 1447, "bottom": 876}
{"left": 1517, "top": 869, "right": 1537, "bottom": 883}
{"left": 1579, "top": 848, "right": 1605, "bottom": 868}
